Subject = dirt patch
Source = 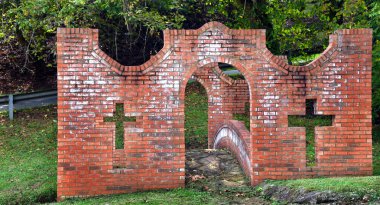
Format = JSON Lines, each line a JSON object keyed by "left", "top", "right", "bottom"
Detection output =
{"left": 185, "top": 149, "right": 270, "bottom": 204}
{"left": 260, "top": 183, "right": 379, "bottom": 205}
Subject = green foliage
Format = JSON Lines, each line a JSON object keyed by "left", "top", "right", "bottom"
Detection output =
{"left": 3, "top": 0, "right": 94, "bottom": 65}
{"left": 220, "top": 66, "right": 236, "bottom": 71}
{"left": 339, "top": 0, "right": 370, "bottom": 28}
{"left": 265, "top": 0, "right": 380, "bottom": 126}
{"left": 374, "top": 75, "right": 380, "bottom": 124}
{"left": 370, "top": 1, "right": 380, "bottom": 124}
{"left": 369, "top": 1, "right": 380, "bottom": 38}
{"left": 232, "top": 102, "right": 250, "bottom": 130}
{"left": 233, "top": 113, "right": 250, "bottom": 130}
{"left": 265, "top": 0, "right": 370, "bottom": 57}
{"left": 290, "top": 53, "right": 320, "bottom": 65}
{"left": 1, "top": 0, "right": 261, "bottom": 69}
{"left": 1, "top": 0, "right": 185, "bottom": 68}
{"left": 178, "top": 0, "right": 253, "bottom": 29}
{"left": 266, "top": 0, "right": 337, "bottom": 56}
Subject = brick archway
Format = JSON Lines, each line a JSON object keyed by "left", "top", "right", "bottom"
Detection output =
{"left": 181, "top": 61, "right": 254, "bottom": 182}
{"left": 56, "top": 22, "right": 373, "bottom": 200}
{"left": 179, "top": 58, "right": 254, "bottom": 147}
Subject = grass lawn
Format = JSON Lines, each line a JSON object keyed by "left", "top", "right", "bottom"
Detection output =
{"left": 0, "top": 106, "right": 57, "bottom": 205}
{"left": 372, "top": 125, "right": 380, "bottom": 176}
{"left": 288, "top": 114, "right": 332, "bottom": 167}
{"left": 0, "top": 81, "right": 379, "bottom": 204}
{"left": 56, "top": 188, "right": 224, "bottom": 205}
{"left": 268, "top": 176, "right": 380, "bottom": 198}
{"left": 185, "top": 82, "right": 208, "bottom": 149}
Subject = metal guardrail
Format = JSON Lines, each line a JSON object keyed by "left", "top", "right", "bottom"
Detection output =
{"left": 0, "top": 89, "right": 57, "bottom": 120}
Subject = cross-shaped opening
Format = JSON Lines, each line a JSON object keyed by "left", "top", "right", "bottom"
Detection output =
{"left": 288, "top": 99, "right": 333, "bottom": 167}
{"left": 104, "top": 103, "right": 136, "bottom": 149}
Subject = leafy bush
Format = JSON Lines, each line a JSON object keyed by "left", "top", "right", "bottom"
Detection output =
{"left": 370, "top": 1, "right": 380, "bottom": 124}
{"left": 1, "top": 0, "right": 185, "bottom": 68}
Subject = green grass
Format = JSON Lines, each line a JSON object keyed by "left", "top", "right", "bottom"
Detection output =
{"left": 219, "top": 66, "right": 245, "bottom": 80}
{"left": 219, "top": 66, "right": 236, "bottom": 71}
{"left": 228, "top": 73, "right": 245, "bottom": 80}
{"left": 0, "top": 106, "right": 57, "bottom": 205}
{"left": 233, "top": 102, "right": 250, "bottom": 130}
{"left": 104, "top": 103, "right": 136, "bottom": 150}
{"left": 288, "top": 115, "right": 332, "bottom": 167}
{"left": 185, "top": 81, "right": 208, "bottom": 149}
{"left": 290, "top": 53, "right": 321, "bottom": 66}
{"left": 269, "top": 176, "right": 380, "bottom": 198}
{"left": 373, "top": 125, "right": 380, "bottom": 176}
{"left": 56, "top": 188, "right": 224, "bottom": 205}
{"left": 233, "top": 113, "right": 250, "bottom": 129}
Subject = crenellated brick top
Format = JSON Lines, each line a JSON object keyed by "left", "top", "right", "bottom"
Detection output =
{"left": 57, "top": 22, "right": 372, "bottom": 76}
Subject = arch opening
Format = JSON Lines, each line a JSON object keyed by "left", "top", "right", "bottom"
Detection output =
{"left": 218, "top": 63, "right": 245, "bottom": 80}
{"left": 185, "top": 80, "right": 209, "bottom": 149}
{"left": 180, "top": 60, "right": 252, "bottom": 147}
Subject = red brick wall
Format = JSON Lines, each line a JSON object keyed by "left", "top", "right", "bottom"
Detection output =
{"left": 227, "top": 80, "right": 250, "bottom": 114}
{"left": 57, "top": 22, "right": 372, "bottom": 200}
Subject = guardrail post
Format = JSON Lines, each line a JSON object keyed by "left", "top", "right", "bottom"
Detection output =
{"left": 8, "top": 94, "right": 13, "bottom": 120}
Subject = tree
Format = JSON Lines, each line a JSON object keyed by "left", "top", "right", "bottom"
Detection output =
{"left": 339, "top": 0, "right": 370, "bottom": 28}
{"left": 369, "top": 0, "right": 380, "bottom": 123}
{"left": 265, "top": 0, "right": 370, "bottom": 62}
{"left": 0, "top": 0, "right": 185, "bottom": 70}
{"left": 265, "top": 0, "right": 338, "bottom": 58}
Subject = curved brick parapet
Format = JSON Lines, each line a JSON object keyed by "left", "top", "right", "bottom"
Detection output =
{"left": 213, "top": 120, "right": 252, "bottom": 180}
{"left": 259, "top": 29, "right": 373, "bottom": 74}
{"left": 62, "top": 22, "right": 372, "bottom": 76}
